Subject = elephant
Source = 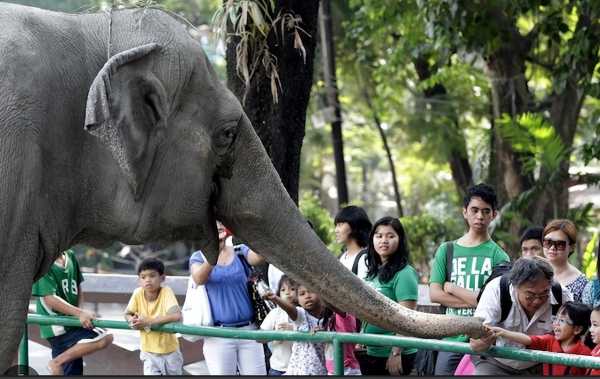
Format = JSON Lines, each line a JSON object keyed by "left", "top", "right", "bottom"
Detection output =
{"left": 0, "top": 3, "right": 484, "bottom": 372}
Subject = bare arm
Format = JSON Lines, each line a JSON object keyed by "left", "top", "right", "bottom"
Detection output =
{"left": 246, "top": 249, "right": 266, "bottom": 266}
{"left": 191, "top": 261, "right": 214, "bottom": 285}
{"left": 44, "top": 295, "right": 87, "bottom": 317}
{"left": 488, "top": 326, "right": 532, "bottom": 346}
{"left": 444, "top": 282, "right": 479, "bottom": 307}
{"left": 130, "top": 306, "right": 182, "bottom": 330}
{"left": 264, "top": 292, "right": 298, "bottom": 320}
{"left": 43, "top": 295, "right": 95, "bottom": 329}
{"left": 429, "top": 283, "right": 473, "bottom": 308}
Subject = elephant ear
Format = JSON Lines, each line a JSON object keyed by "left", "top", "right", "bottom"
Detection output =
{"left": 84, "top": 43, "right": 167, "bottom": 200}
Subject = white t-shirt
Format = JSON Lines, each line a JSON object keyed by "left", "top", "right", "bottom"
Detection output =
{"left": 260, "top": 307, "right": 295, "bottom": 371}
{"left": 339, "top": 251, "right": 368, "bottom": 280}
{"left": 475, "top": 276, "right": 573, "bottom": 369}
{"left": 268, "top": 264, "right": 285, "bottom": 293}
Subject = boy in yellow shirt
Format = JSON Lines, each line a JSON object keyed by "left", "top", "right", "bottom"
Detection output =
{"left": 125, "top": 258, "right": 183, "bottom": 375}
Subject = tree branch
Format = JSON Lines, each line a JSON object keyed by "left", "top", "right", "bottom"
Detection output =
{"left": 527, "top": 95, "right": 554, "bottom": 112}
{"left": 525, "top": 54, "right": 556, "bottom": 72}
{"left": 567, "top": 173, "right": 600, "bottom": 188}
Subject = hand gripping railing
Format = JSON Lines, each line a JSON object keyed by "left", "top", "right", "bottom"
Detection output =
{"left": 20, "top": 314, "right": 600, "bottom": 375}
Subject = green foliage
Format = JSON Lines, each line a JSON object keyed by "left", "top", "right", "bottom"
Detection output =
{"left": 299, "top": 192, "right": 340, "bottom": 254}
{"left": 497, "top": 112, "right": 569, "bottom": 175}
{"left": 212, "top": 0, "right": 308, "bottom": 103}
{"left": 567, "top": 202, "right": 597, "bottom": 230}
{"left": 582, "top": 232, "right": 598, "bottom": 279}
{"left": 400, "top": 214, "right": 463, "bottom": 278}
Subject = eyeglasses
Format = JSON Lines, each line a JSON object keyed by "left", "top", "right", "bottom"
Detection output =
{"left": 543, "top": 238, "right": 568, "bottom": 251}
{"left": 553, "top": 317, "right": 573, "bottom": 326}
{"left": 467, "top": 207, "right": 492, "bottom": 216}
{"left": 522, "top": 290, "right": 550, "bottom": 302}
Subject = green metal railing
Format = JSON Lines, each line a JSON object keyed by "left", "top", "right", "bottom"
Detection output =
{"left": 21, "top": 314, "right": 600, "bottom": 375}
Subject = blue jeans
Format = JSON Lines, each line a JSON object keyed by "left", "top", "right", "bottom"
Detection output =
{"left": 48, "top": 328, "right": 101, "bottom": 376}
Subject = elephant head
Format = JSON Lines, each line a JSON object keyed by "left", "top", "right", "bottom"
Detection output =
{"left": 81, "top": 8, "right": 484, "bottom": 341}
{"left": 0, "top": 6, "right": 484, "bottom": 371}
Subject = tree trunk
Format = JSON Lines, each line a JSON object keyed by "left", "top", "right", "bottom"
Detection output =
{"left": 319, "top": 0, "right": 349, "bottom": 207}
{"left": 225, "top": 1, "right": 320, "bottom": 204}
{"left": 486, "top": 46, "right": 535, "bottom": 204}
{"left": 483, "top": 33, "right": 536, "bottom": 253}
{"left": 360, "top": 87, "right": 404, "bottom": 217}
{"left": 413, "top": 57, "right": 473, "bottom": 199}
{"left": 532, "top": 79, "right": 585, "bottom": 224}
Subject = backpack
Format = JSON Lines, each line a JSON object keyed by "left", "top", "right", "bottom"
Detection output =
{"left": 476, "top": 261, "right": 563, "bottom": 322}
{"left": 339, "top": 249, "right": 367, "bottom": 332}
{"left": 446, "top": 241, "right": 564, "bottom": 322}
{"left": 339, "top": 248, "right": 367, "bottom": 275}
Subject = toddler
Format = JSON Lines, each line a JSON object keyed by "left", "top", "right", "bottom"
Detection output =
{"left": 260, "top": 275, "right": 298, "bottom": 375}
{"left": 265, "top": 283, "right": 327, "bottom": 375}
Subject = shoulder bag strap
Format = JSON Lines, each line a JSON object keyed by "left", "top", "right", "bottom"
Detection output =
{"left": 445, "top": 241, "right": 454, "bottom": 282}
{"left": 499, "top": 275, "right": 512, "bottom": 323}
{"left": 352, "top": 249, "right": 368, "bottom": 275}
{"left": 236, "top": 246, "right": 251, "bottom": 278}
{"left": 550, "top": 281, "right": 562, "bottom": 315}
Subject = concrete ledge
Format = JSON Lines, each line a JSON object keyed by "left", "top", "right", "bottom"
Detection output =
{"left": 80, "top": 273, "right": 442, "bottom": 309}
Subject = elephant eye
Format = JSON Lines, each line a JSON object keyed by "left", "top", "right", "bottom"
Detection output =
{"left": 214, "top": 124, "right": 237, "bottom": 153}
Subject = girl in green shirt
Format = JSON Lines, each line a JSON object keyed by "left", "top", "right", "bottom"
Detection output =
{"left": 358, "top": 216, "right": 419, "bottom": 376}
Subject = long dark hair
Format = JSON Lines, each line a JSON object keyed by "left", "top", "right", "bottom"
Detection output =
{"left": 334, "top": 205, "right": 372, "bottom": 248}
{"left": 365, "top": 216, "right": 410, "bottom": 283}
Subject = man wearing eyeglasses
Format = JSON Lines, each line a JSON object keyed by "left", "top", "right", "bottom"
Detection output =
{"left": 428, "top": 183, "right": 510, "bottom": 375}
{"left": 470, "top": 257, "right": 573, "bottom": 375}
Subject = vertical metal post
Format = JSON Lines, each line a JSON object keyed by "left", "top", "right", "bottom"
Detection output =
{"left": 18, "top": 325, "right": 29, "bottom": 374}
{"left": 333, "top": 338, "right": 344, "bottom": 375}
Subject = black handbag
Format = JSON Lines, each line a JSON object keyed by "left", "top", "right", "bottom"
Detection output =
{"left": 237, "top": 252, "right": 273, "bottom": 325}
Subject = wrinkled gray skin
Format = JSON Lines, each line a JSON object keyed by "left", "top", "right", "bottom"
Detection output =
{"left": 0, "top": 3, "right": 484, "bottom": 372}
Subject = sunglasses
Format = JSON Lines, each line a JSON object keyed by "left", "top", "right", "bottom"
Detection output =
{"left": 543, "top": 238, "right": 568, "bottom": 250}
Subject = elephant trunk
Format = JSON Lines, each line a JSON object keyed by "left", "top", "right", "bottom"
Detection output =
{"left": 216, "top": 118, "right": 485, "bottom": 339}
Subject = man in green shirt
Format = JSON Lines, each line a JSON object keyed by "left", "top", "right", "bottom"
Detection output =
{"left": 31, "top": 249, "right": 113, "bottom": 375}
{"left": 429, "top": 183, "right": 510, "bottom": 375}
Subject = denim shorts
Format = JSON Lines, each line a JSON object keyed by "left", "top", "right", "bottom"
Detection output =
{"left": 48, "top": 328, "right": 104, "bottom": 375}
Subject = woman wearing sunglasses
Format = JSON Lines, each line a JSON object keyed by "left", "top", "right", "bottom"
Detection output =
{"left": 542, "top": 219, "right": 588, "bottom": 302}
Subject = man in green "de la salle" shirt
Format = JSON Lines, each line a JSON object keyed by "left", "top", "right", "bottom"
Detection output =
{"left": 429, "top": 183, "right": 510, "bottom": 375}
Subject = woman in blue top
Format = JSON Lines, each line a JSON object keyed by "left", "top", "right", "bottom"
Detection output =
{"left": 189, "top": 221, "right": 266, "bottom": 375}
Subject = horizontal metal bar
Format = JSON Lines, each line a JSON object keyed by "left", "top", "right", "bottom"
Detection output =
{"left": 26, "top": 314, "right": 600, "bottom": 369}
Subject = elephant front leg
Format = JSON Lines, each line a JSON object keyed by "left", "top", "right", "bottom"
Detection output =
{"left": 0, "top": 246, "right": 38, "bottom": 374}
